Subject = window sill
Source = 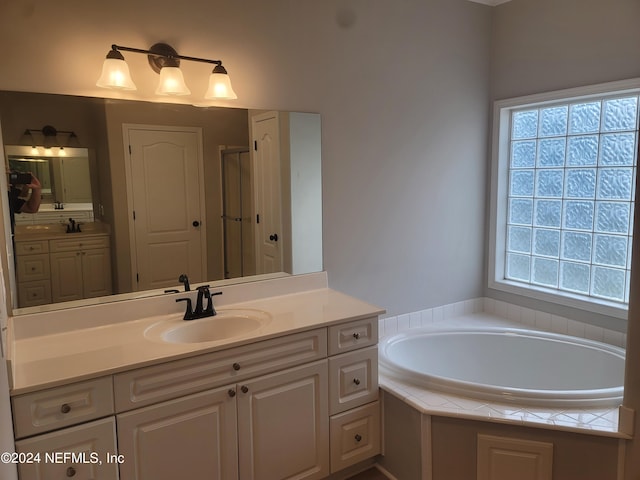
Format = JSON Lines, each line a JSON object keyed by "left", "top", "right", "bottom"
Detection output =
{"left": 488, "top": 278, "right": 628, "bottom": 320}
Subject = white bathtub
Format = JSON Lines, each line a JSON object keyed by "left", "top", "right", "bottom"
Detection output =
{"left": 379, "top": 326, "right": 625, "bottom": 407}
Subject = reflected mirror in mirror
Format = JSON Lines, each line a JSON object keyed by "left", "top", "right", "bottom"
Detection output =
{"left": 0, "top": 91, "right": 322, "bottom": 316}
{"left": 7, "top": 145, "right": 93, "bottom": 209}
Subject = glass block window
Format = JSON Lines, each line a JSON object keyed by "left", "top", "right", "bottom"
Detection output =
{"left": 504, "top": 94, "right": 639, "bottom": 305}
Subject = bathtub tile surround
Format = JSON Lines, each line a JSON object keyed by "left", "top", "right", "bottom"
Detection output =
{"left": 379, "top": 297, "right": 627, "bottom": 348}
{"left": 382, "top": 374, "right": 622, "bottom": 437}
{"left": 378, "top": 297, "right": 628, "bottom": 439}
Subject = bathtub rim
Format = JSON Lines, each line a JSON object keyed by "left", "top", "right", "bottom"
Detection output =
{"left": 379, "top": 325, "right": 625, "bottom": 408}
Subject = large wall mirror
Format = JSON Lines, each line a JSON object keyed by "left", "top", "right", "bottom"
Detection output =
{"left": 0, "top": 90, "right": 323, "bottom": 316}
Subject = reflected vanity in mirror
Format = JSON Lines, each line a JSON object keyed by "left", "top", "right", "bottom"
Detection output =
{"left": 0, "top": 90, "right": 322, "bottom": 316}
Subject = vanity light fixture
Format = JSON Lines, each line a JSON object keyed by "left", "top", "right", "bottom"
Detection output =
{"left": 96, "top": 43, "right": 237, "bottom": 100}
{"left": 23, "top": 126, "right": 78, "bottom": 156}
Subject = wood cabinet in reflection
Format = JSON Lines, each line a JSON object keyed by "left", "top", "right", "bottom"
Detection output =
{"left": 15, "top": 233, "right": 112, "bottom": 308}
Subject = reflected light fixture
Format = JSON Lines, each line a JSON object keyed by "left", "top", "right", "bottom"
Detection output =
{"left": 23, "top": 126, "right": 78, "bottom": 156}
{"left": 96, "top": 43, "right": 237, "bottom": 100}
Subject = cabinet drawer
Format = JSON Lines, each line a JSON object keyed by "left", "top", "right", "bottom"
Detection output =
{"left": 114, "top": 328, "right": 327, "bottom": 412}
{"left": 330, "top": 401, "right": 381, "bottom": 473}
{"left": 12, "top": 377, "right": 114, "bottom": 438}
{"left": 328, "top": 317, "right": 378, "bottom": 355}
{"left": 15, "top": 417, "right": 119, "bottom": 480}
{"left": 17, "top": 253, "right": 50, "bottom": 281}
{"left": 15, "top": 240, "right": 49, "bottom": 255}
{"left": 329, "top": 346, "right": 379, "bottom": 415}
{"left": 18, "top": 280, "right": 52, "bottom": 307}
{"left": 50, "top": 235, "right": 110, "bottom": 252}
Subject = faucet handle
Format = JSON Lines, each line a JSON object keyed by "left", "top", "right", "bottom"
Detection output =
{"left": 208, "top": 291, "right": 222, "bottom": 316}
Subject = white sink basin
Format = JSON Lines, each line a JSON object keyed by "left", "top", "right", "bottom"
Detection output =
{"left": 145, "top": 309, "right": 271, "bottom": 344}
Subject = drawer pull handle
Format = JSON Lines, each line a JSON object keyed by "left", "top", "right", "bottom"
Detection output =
{"left": 353, "top": 332, "right": 360, "bottom": 340}
{"left": 232, "top": 362, "right": 241, "bottom": 371}
{"left": 66, "top": 466, "right": 76, "bottom": 477}
{"left": 241, "top": 385, "right": 249, "bottom": 394}
{"left": 353, "top": 378, "right": 361, "bottom": 386}
{"left": 355, "top": 434, "right": 362, "bottom": 442}
{"left": 60, "top": 403, "right": 71, "bottom": 414}
{"left": 228, "top": 389, "right": 236, "bottom": 398}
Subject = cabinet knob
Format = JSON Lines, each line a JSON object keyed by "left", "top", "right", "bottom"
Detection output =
{"left": 355, "top": 434, "right": 362, "bottom": 443}
{"left": 60, "top": 403, "right": 71, "bottom": 414}
{"left": 228, "top": 389, "right": 236, "bottom": 398}
{"left": 353, "top": 332, "right": 360, "bottom": 340}
{"left": 66, "top": 466, "right": 76, "bottom": 477}
{"left": 353, "top": 378, "right": 361, "bottom": 386}
{"left": 241, "top": 385, "right": 249, "bottom": 394}
{"left": 232, "top": 362, "right": 241, "bottom": 371}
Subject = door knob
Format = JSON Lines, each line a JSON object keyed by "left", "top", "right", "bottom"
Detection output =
{"left": 269, "top": 233, "right": 278, "bottom": 241}
{"left": 193, "top": 221, "right": 200, "bottom": 227}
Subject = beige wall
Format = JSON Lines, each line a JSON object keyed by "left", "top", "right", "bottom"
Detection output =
{"left": 491, "top": 0, "right": 640, "bottom": 101}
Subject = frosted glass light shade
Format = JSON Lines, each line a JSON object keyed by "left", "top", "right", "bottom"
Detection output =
{"left": 96, "top": 58, "right": 137, "bottom": 90}
{"left": 155, "top": 67, "right": 191, "bottom": 96}
{"left": 204, "top": 72, "right": 237, "bottom": 100}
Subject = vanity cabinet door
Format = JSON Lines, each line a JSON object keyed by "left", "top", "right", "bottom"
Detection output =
{"left": 117, "top": 386, "right": 238, "bottom": 480}
{"left": 15, "top": 417, "right": 119, "bottom": 480}
{"left": 50, "top": 251, "right": 84, "bottom": 303}
{"left": 50, "top": 247, "right": 112, "bottom": 302}
{"left": 237, "top": 360, "right": 329, "bottom": 480}
{"left": 81, "top": 247, "right": 112, "bottom": 298}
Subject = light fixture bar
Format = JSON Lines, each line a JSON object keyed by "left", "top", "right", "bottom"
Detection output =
{"left": 110, "top": 44, "right": 223, "bottom": 67}
{"left": 98, "top": 43, "right": 236, "bottom": 99}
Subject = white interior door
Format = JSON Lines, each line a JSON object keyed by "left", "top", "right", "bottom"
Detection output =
{"left": 252, "top": 112, "right": 283, "bottom": 274}
{"left": 125, "top": 126, "right": 205, "bottom": 291}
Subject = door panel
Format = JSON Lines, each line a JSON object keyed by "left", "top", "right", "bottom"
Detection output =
{"left": 117, "top": 387, "right": 238, "bottom": 480}
{"left": 252, "top": 112, "right": 283, "bottom": 274}
{"left": 237, "top": 360, "right": 329, "bottom": 480}
{"left": 126, "top": 127, "right": 205, "bottom": 290}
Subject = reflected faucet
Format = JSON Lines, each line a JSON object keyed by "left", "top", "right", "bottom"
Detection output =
{"left": 178, "top": 274, "right": 190, "bottom": 291}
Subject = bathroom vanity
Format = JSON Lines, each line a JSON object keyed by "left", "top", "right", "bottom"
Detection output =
{"left": 7, "top": 273, "right": 383, "bottom": 479}
{"left": 14, "top": 224, "right": 112, "bottom": 308}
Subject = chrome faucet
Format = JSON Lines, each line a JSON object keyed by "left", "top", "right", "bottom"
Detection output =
{"left": 176, "top": 285, "right": 222, "bottom": 321}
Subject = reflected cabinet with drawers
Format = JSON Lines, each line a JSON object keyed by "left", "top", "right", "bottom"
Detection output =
{"left": 11, "top": 316, "right": 381, "bottom": 480}
{"left": 15, "top": 234, "right": 112, "bottom": 307}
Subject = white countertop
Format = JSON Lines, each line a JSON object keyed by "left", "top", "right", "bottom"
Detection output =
{"left": 9, "top": 287, "right": 384, "bottom": 395}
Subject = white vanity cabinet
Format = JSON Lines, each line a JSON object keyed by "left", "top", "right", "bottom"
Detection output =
{"left": 236, "top": 360, "right": 329, "bottom": 480}
{"left": 15, "top": 240, "right": 52, "bottom": 307}
{"left": 11, "top": 377, "right": 118, "bottom": 480}
{"left": 327, "top": 318, "right": 381, "bottom": 473}
{"left": 117, "top": 386, "right": 239, "bottom": 480}
{"left": 117, "top": 360, "right": 329, "bottom": 480}
{"left": 14, "top": 233, "right": 112, "bottom": 307}
{"left": 115, "top": 329, "right": 330, "bottom": 480}
{"left": 50, "top": 236, "right": 112, "bottom": 303}
{"left": 11, "top": 312, "right": 381, "bottom": 480}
